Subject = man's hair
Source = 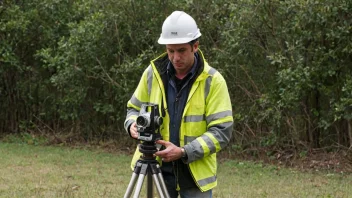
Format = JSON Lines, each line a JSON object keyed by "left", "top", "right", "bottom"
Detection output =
{"left": 188, "top": 38, "right": 199, "bottom": 46}
{"left": 188, "top": 38, "right": 199, "bottom": 52}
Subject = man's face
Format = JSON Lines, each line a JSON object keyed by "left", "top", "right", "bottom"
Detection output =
{"left": 166, "top": 42, "right": 198, "bottom": 77}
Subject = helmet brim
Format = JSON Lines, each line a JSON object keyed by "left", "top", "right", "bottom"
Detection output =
{"left": 157, "top": 33, "right": 201, "bottom": 45}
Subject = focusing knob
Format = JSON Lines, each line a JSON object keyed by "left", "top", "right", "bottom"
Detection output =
{"left": 154, "top": 116, "right": 163, "bottom": 126}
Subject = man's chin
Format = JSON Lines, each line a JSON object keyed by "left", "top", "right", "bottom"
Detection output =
{"left": 174, "top": 63, "right": 183, "bottom": 68}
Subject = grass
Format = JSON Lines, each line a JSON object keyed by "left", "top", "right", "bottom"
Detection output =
{"left": 0, "top": 142, "right": 351, "bottom": 198}
{"left": 0, "top": 142, "right": 131, "bottom": 197}
{"left": 216, "top": 160, "right": 351, "bottom": 198}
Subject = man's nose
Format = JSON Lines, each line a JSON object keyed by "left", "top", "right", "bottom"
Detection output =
{"left": 173, "top": 52, "right": 181, "bottom": 61}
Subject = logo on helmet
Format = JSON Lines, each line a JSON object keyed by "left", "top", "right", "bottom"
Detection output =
{"left": 171, "top": 32, "right": 178, "bottom": 36}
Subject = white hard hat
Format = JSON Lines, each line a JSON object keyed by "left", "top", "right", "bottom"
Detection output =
{"left": 158, "top": 11, "right": 201, "bottom": 44}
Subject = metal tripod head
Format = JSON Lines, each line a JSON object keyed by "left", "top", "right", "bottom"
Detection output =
{"left": 138, "top": 141, "right": 158, "bottom": 159}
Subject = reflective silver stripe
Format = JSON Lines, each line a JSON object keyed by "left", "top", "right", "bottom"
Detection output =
{"left": 202, "top": 135, "right": 216, "bottom": 154}
{"left": 186, "top": 139, "right": 204, "bottom": 162}
{"left": 184, "top": 114, "right": 205, "bottom": 122}
{"left": 208, "top": 67, "right": 217, "bottom": 75}
{"left": 147, "top": 66, "right": 153, "bottom": 95}
{"left": 206, "top": 110, "right": 232, "bottom": 123}
{"left": 204, "top": 77, "right": 212, "bottom": 100}
{"left": 197, "top": 175, "right": 217, "bottom": 187}
{"left": 184, "top": 122, "right": 233, "bottom": 162}
{"left": 208, "top": 121, "right": 233, "bottom": 149}
{"left": 124, "top": 119, "right": 134, "bottom": 132}
{"left": 130, "top": 94, "right": 143, "bottom": 108}
{"left": 126, "top": 109, "right": 139, "bottom": 119}
{"left": 205, "top": 68, "right": 217, "bottom": 100}
{"left": 184, "top": 135, "right": 197, "bottom": 145}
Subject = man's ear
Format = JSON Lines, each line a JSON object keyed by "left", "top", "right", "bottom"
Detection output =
{"left": 193, "top": 41, "right": 199, "bottom": 52}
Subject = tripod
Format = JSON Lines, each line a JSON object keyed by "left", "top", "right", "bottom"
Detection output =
{"left": 124, "top": 142, "right": 170, "bottom": 198}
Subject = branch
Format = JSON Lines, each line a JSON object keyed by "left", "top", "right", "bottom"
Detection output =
{"left": 95, "top": 57, "right": 122, "bottom": 88}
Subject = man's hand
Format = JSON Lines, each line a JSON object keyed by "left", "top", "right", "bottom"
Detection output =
{"left": 155, "top": 140, "right": 183, "bottom": 162}
{"left": 129, "top": 122, "right": 138, "bottom": 139}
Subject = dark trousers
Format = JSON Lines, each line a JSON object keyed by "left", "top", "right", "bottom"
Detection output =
{"left": 161, "top": 163, "right": 212, "bottom": 198}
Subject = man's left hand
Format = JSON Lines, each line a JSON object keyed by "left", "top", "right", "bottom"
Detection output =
{"left": 155, "top": 140, "right": 183, "bottom": 162}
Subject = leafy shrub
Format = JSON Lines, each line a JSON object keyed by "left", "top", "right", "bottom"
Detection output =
{"left": 1, "top": 0, "right": 351, "bottom": 151}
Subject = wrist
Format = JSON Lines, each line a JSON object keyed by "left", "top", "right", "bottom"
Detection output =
{"left": 180, "top": 147, "right": 187, "bottom": 158}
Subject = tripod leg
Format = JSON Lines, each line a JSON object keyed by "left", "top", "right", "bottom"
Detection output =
{"left": 151, "top": 164, "right": 170, "bottom": 198}
{"left": 124, "top": 162, "right": 143, "bottom": 198}
{"left": 133, "top": 163, "right": 148, "bottom": 198}
{"left": 147, "top": 173, "right": 153, "bottom": 198}
{"left": 124, "top": 172, "right": 139, "bottom": 198}
{"left": 152, "top": 173, "right": 165, "bottom": 198}
{"left": 157, "top": 172, "right": 170, "bottom": 198}
{"left": 157, "top": 171, "right": 170, "bottom": 198}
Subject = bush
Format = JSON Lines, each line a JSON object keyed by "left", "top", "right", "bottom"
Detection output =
{"left": 1, "top": 0, "right": 351, "bottom": 152}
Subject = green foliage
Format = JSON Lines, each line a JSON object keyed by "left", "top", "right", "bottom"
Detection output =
{"left": 216, "top": 0, "right": 352, "bottom": 148}
{"left": 1, "top": 0, "right": 351, "bottom": 150}
{"left": 3, "top": 133, "right": 48, "bottom": 145}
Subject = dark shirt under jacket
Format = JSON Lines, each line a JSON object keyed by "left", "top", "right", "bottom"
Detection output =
{"left": 167, "top": 55, "right": 198, "bottom": 147}
{"left": 161, "top": 53, "right": 199, "bottom": 190}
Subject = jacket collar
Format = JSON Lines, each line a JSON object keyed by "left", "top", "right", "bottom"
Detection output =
{"left": 152, "top": 49, "right": 205, "bottom": 79}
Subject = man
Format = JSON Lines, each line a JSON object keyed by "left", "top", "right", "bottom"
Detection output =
{"left": 124, "top": 10, "right": 233, "bottom": 198}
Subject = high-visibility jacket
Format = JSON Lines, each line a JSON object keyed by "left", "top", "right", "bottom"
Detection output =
{"left": 124, "top": 49, "right": 233, "bottom": 192}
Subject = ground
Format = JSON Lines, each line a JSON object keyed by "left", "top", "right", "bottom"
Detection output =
{"left": 293, "top": 150, "right": 352, "bottom": 173}
{"left": 4, "top": 133, "right": 352, "bottom": 174}
{"left": 217, "top": 147, "right": 352, "bottom": 173}
{"left": 102, "top": 139, "right": 352, "bottom": 173}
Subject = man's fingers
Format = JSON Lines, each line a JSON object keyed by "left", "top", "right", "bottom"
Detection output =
{"left": 156, "top": 140, "right": 171, "bottom": 146}
{"left": 155, "top": 149, "right": 167, "bottom": 156}
{"left": 156, "top": 140, "right": 165, "bottom": 145}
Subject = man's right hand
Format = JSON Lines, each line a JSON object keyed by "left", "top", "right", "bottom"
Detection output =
{"left": 129, "top": 122, "right": 138, "bottom": 139}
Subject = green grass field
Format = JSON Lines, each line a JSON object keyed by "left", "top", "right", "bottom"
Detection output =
{"left": 0, "top": 142, "right": 351, "bottom": 198}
